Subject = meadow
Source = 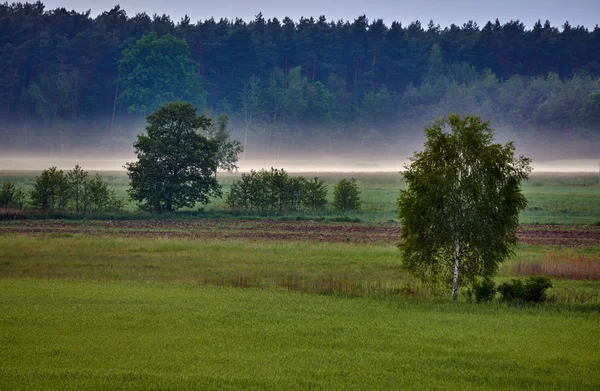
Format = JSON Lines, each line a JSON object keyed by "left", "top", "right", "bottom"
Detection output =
{"left": 2, "top": 279, "right": 599, "bottom": 390}
{"left": 1, "top": 170, "right": 600, "bottom": 224}
{"left": 1, "top": 171, "right": 600, "bottom": 389}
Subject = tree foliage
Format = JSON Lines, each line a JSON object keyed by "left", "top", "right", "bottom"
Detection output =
{"left": 29, "top": 165, "right": 122, "bottom": 214}
{"left": 397, "top": 115, "right": 531, "bottom": 300}
{"left": 29, "top": 167, "right": 70, "bottom": 212}
{"left": 205, "top": 114, "right": 244, "bottom": 174}
{"left": 0, "top": 182, "right": 25, "bottom": 209}
{"left": 126, "top": 102, "right": 222, "bottom": 212}
{"left": 2, "top": 4, "right": 599, "bottom": 154}
{"left": 303, "top": 177, "right": 329, "bottom": 211}
{"left": 497, "top": 276, "right": 553, "bottom": 303}
{"left": 66, "top": 165, "right": 89, "bottom": 214}
{"left": 226, "top": 168, "right": 328, "bottom": 214}
{"left": 332, "top": 178, "right": 362, "bottom": 212}
{"left": 117, "top": 33, "right": 206, "bottom": 114}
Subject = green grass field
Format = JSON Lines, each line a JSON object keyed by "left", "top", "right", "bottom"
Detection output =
{"left": 2, "top": 279, "right": 599, "bottom": 390}
{"left": 1, "top": 235, "right": 598, "bottom": 302}
{"left": 1, "top": 171, "right": 600, "bottom": 389}
{"left": 2, "top": 171, "right": 600, "bottom": 224}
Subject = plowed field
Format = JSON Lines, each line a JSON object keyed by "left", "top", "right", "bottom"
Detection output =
{"left": 1, "top": 219, "right": 598, "bottom": 247}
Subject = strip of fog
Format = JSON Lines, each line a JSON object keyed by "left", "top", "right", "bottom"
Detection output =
{"left": 0, "top": 155, "right": 598, "bottom": 173}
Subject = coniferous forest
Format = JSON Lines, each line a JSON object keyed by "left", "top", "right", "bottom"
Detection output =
{"left": 1, "top": 2, "right": 599, "bottom": 158}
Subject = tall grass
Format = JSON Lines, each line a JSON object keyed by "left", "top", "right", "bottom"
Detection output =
{"left": 2, "top": 235, "right": 599, "bottom": 304}
{"left": 515, "top": 251, "right": 600, "bottom": 280}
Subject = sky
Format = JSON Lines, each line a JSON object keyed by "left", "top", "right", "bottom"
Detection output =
{"left": 42, "top": 0, "right": 599, "bottom": 29}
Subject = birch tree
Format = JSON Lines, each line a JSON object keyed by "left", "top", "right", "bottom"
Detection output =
{"left": 397, "top": 114, "right": 531, "bottom": 300}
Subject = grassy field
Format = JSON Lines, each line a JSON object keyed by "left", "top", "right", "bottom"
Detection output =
{"left": 2, "top": 279, "right": 599, "bottom": 390}
{"left": 1, "top": 171, "right": 600, "bottom": 389}
{"left": 1, "top": 234, "right": 599, "bottom": 389}
{"left": 1, "top": 234, "right": 599, "bottom": 301}
{"left": 1, "top": 170, "right": 600, "bottom": 224}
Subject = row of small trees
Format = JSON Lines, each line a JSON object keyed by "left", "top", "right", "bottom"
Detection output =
{"left": 0, "top": 166, "right": 123, "bottom": 214}
{"left": 226, "top": 168, "right": 362, "bottom": 214}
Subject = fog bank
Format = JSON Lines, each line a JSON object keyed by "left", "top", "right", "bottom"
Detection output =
{"left": 0, "top": 155, "right": 598, "bottom": 173}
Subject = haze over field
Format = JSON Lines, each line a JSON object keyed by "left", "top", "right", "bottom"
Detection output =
{"left": 1, "top": 154, "right": 598, "bottom": 173}
{"left": 1, "top": 2, "right": 599, "bottom": 173}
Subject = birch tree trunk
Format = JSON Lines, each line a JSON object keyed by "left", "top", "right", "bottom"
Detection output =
{"left": 452, "top": 237, "right": 460, "bottom": 301}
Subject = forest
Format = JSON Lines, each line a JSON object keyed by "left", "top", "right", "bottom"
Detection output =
{"left": 1, "top": 2, "right": 600, "bottom": 157}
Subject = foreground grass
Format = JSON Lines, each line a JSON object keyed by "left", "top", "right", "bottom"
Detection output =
{"left": 1, "top": 279, "right": 599, "bottom": 390}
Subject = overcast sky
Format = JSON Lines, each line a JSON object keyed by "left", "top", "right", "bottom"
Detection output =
{"left": 43, "top": 0, "right": 599, "bottom": 29}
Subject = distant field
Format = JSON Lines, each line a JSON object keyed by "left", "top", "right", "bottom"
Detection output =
{"left": 1, "top": 171, "right": 599, "bottom": 224}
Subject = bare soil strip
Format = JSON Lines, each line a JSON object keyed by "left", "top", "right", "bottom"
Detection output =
{"left": 1, "top": 220, "right": 599, "bottom": 247}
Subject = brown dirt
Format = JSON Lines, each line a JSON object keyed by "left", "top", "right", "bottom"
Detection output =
{"left": 0, "top": 219, "right": 599, "bottom": 247}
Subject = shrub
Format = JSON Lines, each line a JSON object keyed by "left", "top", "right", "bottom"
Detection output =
{"left": 471, "top": 278, "right": 497, "bottom": 303}
{"left": 30, "top": 166, "right": 124, "bottom": 214}
{"left": 66, "top": 165, "right": 89, "bottom": 214}
{"left": 302, "top": 177, "right": 328, "bottom": 211}
{"left": 498, "top": 276, "right": 553, "bottom": 303}
{"left": 29, "top": 167, "right": 70, "bottom": 212}
{"left": 87, "top": 173, "right": 124, "bottom": 213}
{"left": 333, "top": 178, "right": 361, "bottom": 212}
{"left": 226, "top": 169, "right": 327, "bottom": 214}
{"left": 0, "top": 182, "right": 25, "bottom": 209}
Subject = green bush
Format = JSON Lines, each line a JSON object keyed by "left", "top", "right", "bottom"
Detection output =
{"left": 30, "top": 166, "right": 124, "bottom": 214}
{"left": 29, "top": 167, "right": 70, "bottom": 212}
{"left": 333, "top": 178, "right": 362, "bottom": 212}
{"left": 227, "top": 168, "right": 328, "bottom": 214}
{"left": 303, "top": 177, "right": 328, "bottom": 211}
{"left": 498, "top": 276, "right": 553, "bottom": 303}
{"left": 470, "top": 278, "right": 497, "bottom": 303}
{"left": 0, "top": 182, "right": 26, "bottom": 209}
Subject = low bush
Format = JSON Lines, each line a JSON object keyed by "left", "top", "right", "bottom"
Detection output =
{"left": 498, "top": 276, "right": 553, "bottom": 303}
{"left": 29, "top": 166, "right": 124, "bottom": 214}
{"left": 0, "top": 182, "right": 25, "bottom": 209}
{"left": 226, "top": 168, "right": 328, "bottom": 214}
{"left": 332, "top": 178, "right": 362, "bottom": 212}
{"left": 469, "top": 278, "right": 497, "bottom": 303}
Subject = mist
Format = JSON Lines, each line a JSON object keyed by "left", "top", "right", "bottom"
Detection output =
{"left": 1, "top": 121, "right": 598, "bottom": 173}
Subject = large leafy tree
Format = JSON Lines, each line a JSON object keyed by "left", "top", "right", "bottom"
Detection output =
{"left": 125, "top": 102, "right": 221, "bottom": 212}
{"left": 397, "top": 114, "right": 531, "bottom": 300}
{"left": 117, "top": 33, "right": 206, "bottom": 115}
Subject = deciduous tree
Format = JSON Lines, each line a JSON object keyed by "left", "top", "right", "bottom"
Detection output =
{"left": 125, "top": 102, "right": 222, "bottom": 212}
{"left": 397, "top": 114, "right": 531, "bottom": 300}
{"left": 117, "top": 33, "right": 206, "bottom": 115}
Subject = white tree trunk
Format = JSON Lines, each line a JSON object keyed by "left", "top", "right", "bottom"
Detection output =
{"left": 452, "top": 237, "right": 460, "bottom": 301}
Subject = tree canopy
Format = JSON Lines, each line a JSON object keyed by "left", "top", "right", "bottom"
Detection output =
{"left": 1, "top": 3, "right": 599, "bottom": 155}
{"left": 397, "top": 115, "right": 531, "bottom": 300}
{"left": 117, "top": 33, "right": 206, "bottom": 115}
{"left": 125, "top": 102, "right": 222, "bottom": 212}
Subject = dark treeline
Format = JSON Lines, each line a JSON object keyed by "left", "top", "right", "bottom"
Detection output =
{"left": 1, "top": 2, "right": 600, "bottom": 156}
